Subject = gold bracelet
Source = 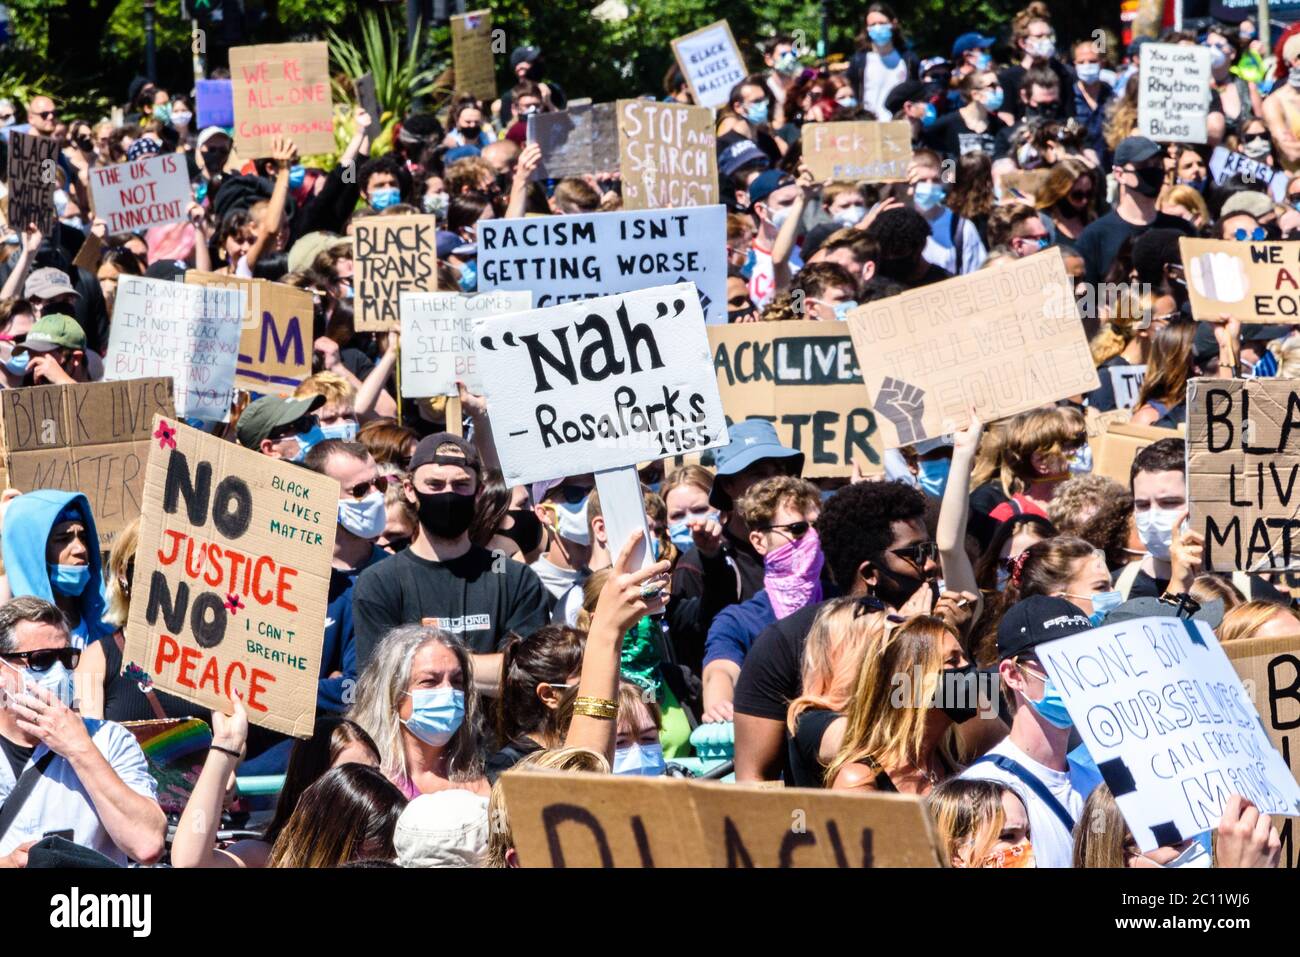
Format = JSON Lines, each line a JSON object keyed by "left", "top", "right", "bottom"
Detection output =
{"left": 572, "top": 696, "right": 618, "bottom": 719}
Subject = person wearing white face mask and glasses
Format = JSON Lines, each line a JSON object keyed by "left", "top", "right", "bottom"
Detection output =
{"left": 529, "top": 476, "right": 597, "bottom": 609}
{"left": 998, "top": 3, "right": 1075, "bottom": 124}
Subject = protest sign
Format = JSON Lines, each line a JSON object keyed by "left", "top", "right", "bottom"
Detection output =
{"left": 123, "top": 717, "right": 212, "bottom": 816}
{"left": 353, "top": 215, "right": 438, "bottom": 331}
{"left": 1181, "top": 237, "right": 1300, "bottom": 322}
{"left": 123, "top": 417, "right": 337, "bottom": 738}
{"left": 1138, "top": 42, "right": 1212, "bottom": 144}
{"left": 103, "top": 276, "right": 244, "bottom": 422}
{"left": 527, "top": 103, "right": 619, "bottom": 182}
{"left": 1038, "top": 615, "right": 1300, "bottom": 852}
{"left": 500, "top": 771, "right": 944, "bottom": 867}
{"left": 451, "top": 10, "right": 497, "bottom": 102}
{"left": 1186, "top": 377, "right": 1300, "bottom": 572}
{"left": 1209, "top": 146, "right": 1288, "bottom": 203}
{"left": 618, "top": 100, "right": 717, "bottom": 210}
{"left": 477, "top": 205, "right": 727, "bottom": 324}
{"left": 399, "top": 291, "right": 532, "bottom": 397}
{"left": 845, "top": 247, "right": 1098, "bottom": 448}
{"left": 671, "top": 20, "right": 746, "bottom": 111}
{"left": 354, "top": 73, "right": 382, "bottom": 141}
{"left": 708, "top": 321, "right": 883, "bottom": 478}
{"left": 196, "top": 79, "right": 234, "bottom": 129}
{"left": 802, "top": 121, "right": 912, "bottom": 183}
{"left": 1091, "top": 420, "right": 1176, "bottom": 484}
{"left": 89, "top": 154, "right": 191, "bottom": 235}
{"left": 186, "top": 272, "right": 312, "bottom": 392}
{"left": 228, "top": 42, "right": 333, "bottom": 157}
{"left": 473, "top": 283, "right": 729, "bottom": 486}
{"left": 5, "top": 132, "right": 59, "bottom": 235}
{"left": 0, "top": 378, "right": 175, "bottom": 549}
{"left": 1108, "top": 364, "right": 1147, "bottom": 411}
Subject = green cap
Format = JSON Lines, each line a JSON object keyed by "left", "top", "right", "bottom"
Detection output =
{"left": 236, "top": 394, "right": 324, "bottom": 450}
{"left": 17, "top": 314, "right": 87, "bottom": 353}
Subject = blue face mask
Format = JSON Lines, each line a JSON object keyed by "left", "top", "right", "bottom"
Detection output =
{"left": 613, "top": 742, "right": 666, "bottom": 776}
{"left": 291, "top": 423, "right": 327, "bottom": 463}
{"left": 650, "top": 536, "right": 661, "bottom": 561}
{"left": 744, "top": 101, "right": 769, "bottom": 126}
{"left": 668, "top": 510, "right": 719, "bottom": 552}
{"left": 370, "top": 186, "right": 401, "bottom": 210}
{"left": 921, "top": 102, "right": 938, "bottom": 127}
{"left": 832, "top": 300, "right": 859, "bottom": 322}
{"left": 5, "top": 350, "right": 29, "bottom": 377}
{"left": 838, "top": 96, "right": 859, "bottom": 111}
{"left": 288, "top": 164, "right": 306, "bottom": 189}
{"left": 868, "top": 24, "right": 894, "bottom": 46}
{"left": 48, "top": 563, "right": 91, "bottom": 597}
{"left": 981, "top": 87, "right": 1004, "bottom": 112}
{"left": 403, "top": 687, "right": 466, "bottom": 746}
{"left": 4, "top": 657, "right": 75, "bottom": 708}
{"left": 1075, "top": 62, "right": 1101, "bottom": 85}
{"left": 458, "top": 258, "right": 478, "bottom": 293}
{"left": 1068, "top": 443, "right": 1093, "bottom": 474}
{"left": 916, "top": 457, "right": 951, "bottom": 498}
{"left": 740, "top": 247, "right": 758, "bottom": 280}
{"left": 320, "top": 420, "right": 358, "bottom": 443}
{"left": 1088, "top": 589, "right": 1123, "bottom": 627}
{"left": 974, "top": 52, "right": 992, "bottom": 70}
{"left": 914, "top": 181, "right": 947, "bottom": 211}
{"left": 1178, "top": 177, "right": 1206, "bottom": 193}
{"left": 1024, "top": 672, "right": 1073, "bottom": 729}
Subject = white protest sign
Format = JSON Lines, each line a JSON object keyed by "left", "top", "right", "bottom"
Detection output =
{"left": 102, "top": 276, "right": 244, "bottom": 423}
{"left": 88, "top": 154, "right": 191, "bottom": 234}
{"left": 473, "top": 283, "right": 729, "bottom": 486}
{"left": 671, "top": 21, "right": 746, "bottom": 111}
{"left": 1138, "top": 43, "right": 1211, "bottom": 144}
{"left": 1209, "top": 146, "right": 1288, "bottom": 203}
{"left": 595, "top": 466, "right": 655, "bottom": 572}
{"left": 1108, "top": 364, "right": 1147, "bottom": 410}
{"left": 399, "top": 291, "right": 533, "bottom": 397}
{"left": 1038, "top": 616, "right": 1300, "bottom": 852}
{"left": 477, "top": 205, "right": 727, "bottom": 324}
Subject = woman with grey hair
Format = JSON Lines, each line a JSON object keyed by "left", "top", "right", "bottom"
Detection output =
{"left": 350, "top": 625, "right": 488, "bottom": 798}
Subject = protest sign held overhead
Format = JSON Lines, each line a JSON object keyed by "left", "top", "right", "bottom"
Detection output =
{"left": 102, "top": 276, "right": 244, "bottom": 423}
{"left": 708, "top": 322, "right": 882, "bottom": 478}
{"left": 1108, "top": 364, "right": 1147, "bottom": 411}
{"left": 6, "top": 132, "right": 59, "bottom": 236}
{"left": 1092, "top": 421, "right": 1178, "bottom": 485}
{"left": 399, "top": 290, "right": 532, "bottom": 397}
{"left": 451, "top": 10, "right": 498, "bottom": 102}
{"left": 1038, "top": 616, "right": 1300, "bottom": 852}
{"left": 196, "top": 78, "right": 234, "bottom": 129}
{"left": 671, "top": 21, "right": 746, "bottom": 110}
{"left": 186, "top": 272, "right": 312, "bottom": 392}
{"left": 477, "top": 205, "right": 727, "bottom": 324}
{"left": 1138, "top": 42, "right": 1211, "bottom": 144}
{"left": 89, "top": 153, "right": 191, "bottom": 235}
{"left": 528, "top": 103, "right": 619, "bottom": 181}
{"left": 354, "top": 73, "right": 382, "bottom": 141}
{"left": 353, "top": 215, "right": 438, "bottom": 331}
{"left": 618, "top": 100, "right": 717, "bottom": 210}
{"left": 473, "top": 283, "right": 728, "bottom": 486}
{"left": 802, "top": 121, "right": 912, "bottom": 183}
{"left": 123, "top": 417, "right": 337, "bottom": 738}
{"left": 228, "top": 42, "right": 333, "bottom": 156}
{"left": 1181, "top": 237, "right": 1300, "bottom": 322}
{"left": 0, "top": 378, "right": 175, "bottom": 549}
{"left": 845, "top": 247, "right": 1098, "bottom": 448}
{"left": 1208, "top": 146, "right": 1288, "bottom": 203}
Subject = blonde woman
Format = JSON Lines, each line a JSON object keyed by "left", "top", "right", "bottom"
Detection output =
{"left": 485, "top": 746, "right": 611, "bottom": 868}
{"left": 927, "top": 777, "right": 1034, "bottom": 867}
{"left": 970, "top": 405, "right": 1087, "bottom": 524}
{"left": 1217, "top": 599, "right": 1300, "bottom": 642}
{"left": 1158, "top": 183, "right": 1210, "bottom": 230}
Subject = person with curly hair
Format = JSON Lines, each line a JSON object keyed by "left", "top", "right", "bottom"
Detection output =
{"left": 1046, "top": 475, "right": 1136, "bottom": 571}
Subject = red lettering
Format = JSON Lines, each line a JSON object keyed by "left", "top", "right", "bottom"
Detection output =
{"left": 158, "top": 529, "right": 185, "bottom": 565}
{"left": 198, "top": 655, "right": 221, "bottom": 695}
{"left": 153, "top": 633, "right": 180, "bottom": 673}
{"left": 204, "top": 544, "right": 225, "bottom": 587}
{"left": 247, "top": 669, "right": 274, "bottom": 712}
{"left": 276, "top": 566, "right": 298, "bottom": 612}
{"left": 177, "top": 646, "right": 202, "bottom": 688}
{"left": 223, "top": 660, "right": 247, "bottom": 699}
{"left": 184, "top": 538, "right": 206, "bottom": 580}
{"left": 252, "top": 555, "right": 275, "bottom": 605}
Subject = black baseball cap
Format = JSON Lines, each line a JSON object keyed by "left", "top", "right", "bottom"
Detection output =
{"left": 884, "top": 80, "right": 929, "bottom": 117}
{"left": 409, "top": 432, "right": 481, "bottom": 474}
{"left": 996, "top": 595, "right": 1093, "bottom": 660}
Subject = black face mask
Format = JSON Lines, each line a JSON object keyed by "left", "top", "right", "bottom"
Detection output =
{"left": 460, "top": 125, "right": 481, "bottom": 139}
{"left": 867, "top": 561, "right": 932, "bottom": 609}
{"left": 1131, "top": 165, "right": 1164, "bottom": 198}
{"left": 500, "top": 508, "right": 543, "bottom": 554}
{"left": 933, "top": 663, "right": 980, "bottom": 724}
{"left": 1025, "top": 102, "right": 1061, "bottom": 120}
{"left": 414, "top": 489, "right": 477, "bottom": 540}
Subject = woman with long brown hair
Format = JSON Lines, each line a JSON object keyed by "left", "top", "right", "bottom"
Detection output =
{"left": 1130, "top": 321, "right": 1197, "bottom": 428}
{"left": 267, "top": 764, "right": 407, "bottom": 867}
{"left": 1038, "top": 157, "right": 1098, "bottom": 243}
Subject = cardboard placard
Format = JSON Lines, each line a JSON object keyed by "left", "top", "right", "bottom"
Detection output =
{"left": 102, "top": 276, "right": 244, "bottom": 423}
{"left": 1187, "top": 377, "right": 1300, "bottom": 572}
{"left": 527, "top": 103, "right": 620, "bottom": 181}
{"left": 1108, "top": 364, "right": 1147, "bottom": 411}
{"left": 1209, "top": 146, "right": 1288, "bottom": 202}
{"left": 354, "top": 73, "right": 382, "bottom": 141}
{"left": 1181, "top": 237, "right": 1300, "bottom": 323}
{"left": 477, "top": 205, "right": 728, "bottom": 324}
{"left": 451, "top": 10, "right": 497, "bottom": 102}
{"left": 0, "top": 379, "right": 175, "bottom": 549}
{"left": 352, "top": 215, "right": 439, "bottom": 332}
{"left": 89, "top": 154, "right": 191, "bottom": 235}
{"left": 671, "top": 20, "right": 746, "bottom": 111}
{"left": 5, "top": 132, "right": 59, "bottom": 235}
{"left": 1091, "top": 420, "right": 1177, "bottom": 484}
{"left": 123, "top": 417, "right": 337, "bottom": 737}
{"left": 802, "top": 121, "right": 913, "bottom": 183}
{"left": 399, "top": 290, "right": 532, "bottom": 397}
{"left": 228, "top": 42, "right": 334, "bottom": 157}
{"left": 1138, "top": 42, "right": 1211, "bottom": 144}
{"left": 845, "top": 248, "right": 1099, "bottom": 448}
{"left": 473, "top": 283, "right": 729, "bottom": 486}
{"left": 185, "top": 272, "right": 312, "bottom": 393}
{"left": 1039, "top": 616, "right": 1300, "bottom": 852}
{"left": 196, "top": 79, "right": 234, "bottom": 130}
{"left": 708, "top": 321, "right": 883, "bottom": 478}
{"left": 617, "top": 100, "right": 717, "bottom": 210}
{"left": 500, "top": 771, "right": 945, "bottom": 867}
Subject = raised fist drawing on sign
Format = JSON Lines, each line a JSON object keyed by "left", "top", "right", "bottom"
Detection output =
{"left": 873, "top": 377, "right": 927, "bottom": 445}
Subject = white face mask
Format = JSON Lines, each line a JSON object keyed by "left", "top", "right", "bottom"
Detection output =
{"left": 2, "top": 656, "right": 75, "bottom": 708}
{"left": 338, "top": 490, "right": 387, "bottom": 540}
{"left": 550, "top": 497, "right": 591, "bottom": 547}
{"left": 613, "top": 742, "right": 666, "bottom": 776}
{"left": 1135, "top": 506, "right": 1180, "bottom": 561}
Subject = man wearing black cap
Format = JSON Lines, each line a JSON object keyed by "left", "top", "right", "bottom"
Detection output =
{"left": 883, "top": 80, "right": 935, "bottom": 149}
{"left": 351, "top": 433, "right": 548, "bottom": 689}
{"left": 960, "top": 595, "right": 1102, "bottom": 868}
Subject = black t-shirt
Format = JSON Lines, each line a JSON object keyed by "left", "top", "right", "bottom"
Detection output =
{"left": 1076, "top": 210, "right": 1196, "bottom": 287}
{"left": 1130, "top": 568, "right": 1292, "bottom": 605}
{"left": 734, "top": 600, "right": 826, "bottom": 725}
{"left": 352, "top": 545, "right": 550, "bottom": 667}
{"left": 998, "top": 60, "right": 1078, "bottom": 121}
{"left": 0, "top": 732, "right": 34, "bottom": 781}
{"left": 101, "top": 631, "right": 213, "bottom": 725}
{"left": 969, "top": 480, "right": 1013, "bottom": 551}
{"left": 1087, "top": 355, "right": 1132, "bottom": 412}
{"left": 788, "top": 707, "right": 841, "bottom": 789}
{"left": 485, "top": 737, "right": 545, "bottom": 784}
{"left": 923, "top": 110, "right": 1008, "bottom": 159}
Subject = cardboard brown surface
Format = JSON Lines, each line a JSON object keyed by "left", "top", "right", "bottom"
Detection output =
{"left": 451, "top": 11, "right": 497, "bottom": 102}
{"left": 1092, "top": 421, "right": 1178, "bottom": 484}
{"left": 1187, "top": 377, "right": 1300, "bottom": 572}
{"left": 845, "top": 248, "right": 1099, "bottom": 448}
{"left": 1181, "top": 238, "right": 1300, "bottom": 323}
{"left": 0, "top": 379, "right": 175, "bottom": 549}
{"left": 617, "top": 100, "right": 717, "bottom": 210}
{"left": 186, "top": 272, "right": 312, "bottom": 393}
{"left": 501, "top": 771, "right": 945, "bottom": 867}
{"left": 802, "top": 121, "right": 912, "bottom": 183}
{"left": 228, "top": 42, "right": 334, "bottom": 157}
{"left": 671, "top": 20, "right": 746, "bottom": 111}
{"left": 353, "top": 215, "right": 438, "bottom": 331}
{"left": 122, "top": 417, "right": 337, "bottom": 737}
{"left": 528, "top": 103, "right": 619, "bottom": 181}
{"left": 708, "top": 321, "right": 883, "bottom": 478}
{"left": 6, "top": 132, "right": 59, "bottom": 235}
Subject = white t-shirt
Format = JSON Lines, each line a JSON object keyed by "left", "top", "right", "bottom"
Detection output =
{"left": 960, "top": 736, "right": 1101, "bottom": 868}
{"left": 747, "top": 242, "right": 803, "bottom": 310}
{"left": 863, "top": 50, "right": 909, "bottom": 120}
{"left": 922, "top": 208, "right": 988, "bottom": 276}
{"left": 0, "top": 718, "right": 158, "bottom": 864}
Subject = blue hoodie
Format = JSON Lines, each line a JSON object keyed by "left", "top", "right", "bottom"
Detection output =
{"left": 2, "top": 491, "right": 113, "bottom": 648}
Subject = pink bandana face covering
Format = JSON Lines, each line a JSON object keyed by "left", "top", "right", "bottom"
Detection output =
{"left": 764, "top": 526, "right": 824, "bottom": 619}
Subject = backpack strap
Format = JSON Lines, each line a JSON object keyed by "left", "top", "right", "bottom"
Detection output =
{"left": 950, "top": 213, "right": 965, "bottom": 274}
{"left": 970, "top": 753, "right": 1075, "bottom": 832}
{"left": 0, "top": 749, "right": 58, "bottom": 844}
{"left": 1116, "top": 561, "right": 1144, "bottom": 601}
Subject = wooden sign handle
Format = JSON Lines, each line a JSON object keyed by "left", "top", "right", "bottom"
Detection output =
{"left": 446, "top": 394, "right": 463, "bottom": 437}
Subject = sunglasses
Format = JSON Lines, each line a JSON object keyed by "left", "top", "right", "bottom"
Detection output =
{"left": 553, "top": 484, "right": 591, "bottom": 505}
{"left": 891, "top": 540, "right": 939, "bottom": 566}
{"left": 1234, "top": 227, "right": 1267, "bottom": 241}
{"left": 33, "top": 110, "right": 56, "bottom": 120}
{"left": 852, "top": 594, "right": 909, "bottom": 624}
{"left": 1068, "top": 191, "right": 1089, "bottom": 201}
{"left": 758, "top": 520, "right": 812, "bottom": 538}
{"left": 345, "top": 475, "right": 390, "bottom": 500}
{"left": 2, "top": 647, "right": 80, "bottom": 672}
